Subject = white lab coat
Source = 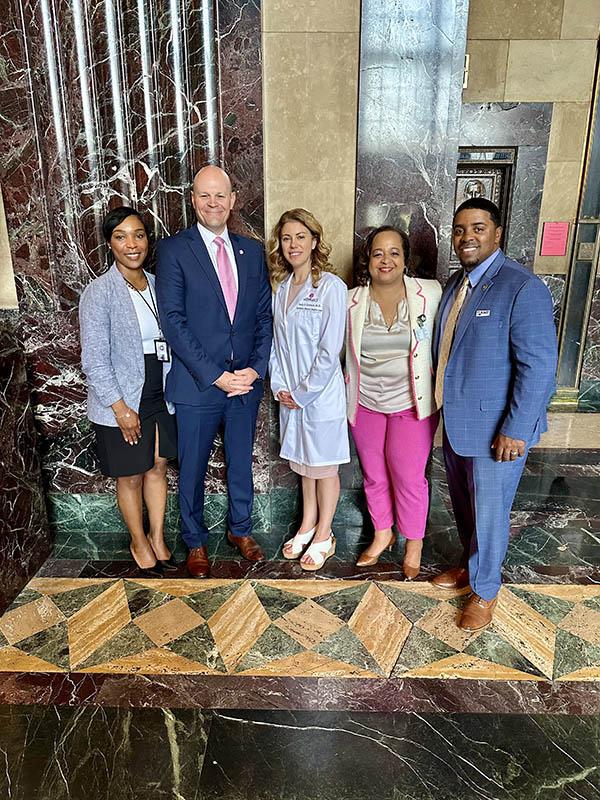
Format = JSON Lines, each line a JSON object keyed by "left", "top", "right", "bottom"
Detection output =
{"left": 269, "top": 271, "right": 350, "bottom": 466}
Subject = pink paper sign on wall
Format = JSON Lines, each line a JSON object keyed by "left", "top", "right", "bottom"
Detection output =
{"left": 540, "top": 222, "right": 570, "bottom": 257}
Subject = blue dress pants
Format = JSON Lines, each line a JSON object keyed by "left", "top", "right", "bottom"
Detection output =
{"left": 175, "top": 391, "right": 261, "bottom": 548}
{"left": 443, "top": 430, "right": 528, "bottom": 600}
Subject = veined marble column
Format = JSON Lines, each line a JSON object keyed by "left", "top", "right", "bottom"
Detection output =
{"left": 355, "top": 0, "right": 469, "bottom": 280}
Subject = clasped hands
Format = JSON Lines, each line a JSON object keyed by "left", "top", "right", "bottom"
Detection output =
{"left": 491, "top": 433, "right": 525, "bottom": 462}
{"left": 276, "top": 390, "right": 300, "bottom": 410}
{"left": 215, "top": 367, "right": 259, "bottom": 397}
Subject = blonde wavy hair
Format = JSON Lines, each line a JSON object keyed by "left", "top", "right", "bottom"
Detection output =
{"left": 267, "top": 208, "right": 334, "bottom": 288}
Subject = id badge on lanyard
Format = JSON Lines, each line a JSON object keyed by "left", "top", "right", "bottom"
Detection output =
{"left": 154, "top": 338, "right": 171, "bottom": 362}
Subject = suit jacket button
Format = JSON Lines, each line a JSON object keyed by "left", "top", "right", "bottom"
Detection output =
{"left": 415, "top": 375, "right": 420, "bottom": 380}
{"left": 417, "top": 396, "right": 422, "bottom": 400}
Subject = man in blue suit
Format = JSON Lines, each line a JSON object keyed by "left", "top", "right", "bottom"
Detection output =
{"left": 156, "top": 166, "right": 272, "bottom": 578}
{"left": 432, "top": 198, "right": 557, "bottom": 630}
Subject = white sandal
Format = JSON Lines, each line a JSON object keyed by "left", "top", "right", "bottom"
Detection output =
{"left": 282, "top": 527, "right": 316, "bottom": 560}
{"left": 300, "top": 533, "right": 336, "bottom": 572}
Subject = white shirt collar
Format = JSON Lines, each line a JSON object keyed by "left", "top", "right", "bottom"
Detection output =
{"left": 196, "top": 221, "right": 232, "bottom": 248}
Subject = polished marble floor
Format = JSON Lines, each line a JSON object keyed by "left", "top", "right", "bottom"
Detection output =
{"left": 1, "top": 446, "right": 599, "bottom": 798}
{"left": 0, "top": 707, "right": 598, "bottom": 799}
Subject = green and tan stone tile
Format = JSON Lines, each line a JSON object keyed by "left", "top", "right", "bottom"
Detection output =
{"left": 0, "top": 596, "right": 65, "bottom": 646}
{"left": 166, "top": 623, "right": 227, "bottom": 672}
{"left": 492, "top": 588, "right": 556, "bottom": 679}
{"left": 378, "top": 583, "right": 440, "bottom": 623}
{"left": 582, "top": 595, "right": 600, "bottom": 613}
{"left": 238, "top": 650, "right": 381, "bottom": 678}
{"left": 77, "top": 622, "right": 156, "bottom": 671}
{"left": 235, "top": 625, "right": 305, "bottom": 673}
{"left": 554, "top": 628, "right": 600, "bottom": 680}
{"left": 391, "top": 626, "right": 458, "bottom": 677}
{"left": 182, "top": 581, "right": 244, "bottom": 620}
{"left": 314, "top": 625, "right": 384, "bottom": 676}
{"left": 80, "top": 646, "right": 224, "bottom": 675}
{"left": 416, "top": 601, "right": 482, "bottom": 651}
{"left": 68, "top": 581, "right": 131, "bottom": 669}
{"left": 559, "top": 604, "right": 600, "bottom": 647}
{"left": 311, "top": 583, "right": 371, "bottom": 622}
{"left": 4, "top": 587, "right": 44, "bottom": 611}
{"left": 0, "top": 646, "right": 66, "bottom": 672}
{"left": 28, "top": 578, "right": 113, "bottom": 596}
{"left": 124, "top": 581, "right": 171, "bottom": 619}
{"left": 464, "top": 629, "right": 548, "bottom": 680}
{"left": 0, "top": 578, "right": 599, "bottom": 683}
{"left": 348, "top": 583, "right": 412, "bottom": 674}
{"left": 50, "top": 582, "right": 120, "bottom": 619}
{"left": 134, "top": 598, "right": 205, "bottom": 647}
{"left": 400, "top": 652, "right": 543, "bottom": 681}
{"left": 250, "top": 582, "right": 306, "bottom": 620}
{"left": 508, "top": 586, "right": 575, "bottom": 625}
{"left": 208, "top": 582, "right": 271, "bottom": 671}
{"left": 273, "top": 599, "right": 343, "bottom": 649}
{"left": 12, "top": 622, "right": 70, "bottom": 670}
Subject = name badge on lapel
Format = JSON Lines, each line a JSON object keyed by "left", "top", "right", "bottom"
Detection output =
{"left": 297, "top": 291, "right": 323, "bottom": 312}
{"left": 476, "top": 309, "right": 491, "bottom": 317}
{"left": 414, "top": 326, "right": 429, "bottom": 342}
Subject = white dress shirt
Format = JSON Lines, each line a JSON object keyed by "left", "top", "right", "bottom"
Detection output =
{"left": 196, "top": 222, "right": 239, "bottom": 289}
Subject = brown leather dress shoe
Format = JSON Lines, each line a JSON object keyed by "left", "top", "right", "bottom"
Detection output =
{"left": 458, "top": 593, "right": 497, "bottom": 631}
{"left": 227, "top": 531, "right": 265, "bottom": 562}
{"left": 187, "top": 546, "right": 209, "bottom": 578}
{"left": 431, "top": 566, "right": 470, "bottom": 590}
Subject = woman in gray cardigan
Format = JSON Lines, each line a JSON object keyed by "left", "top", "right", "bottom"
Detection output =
{"left": 79, "top": 207, "right": 177, "bottom": 576}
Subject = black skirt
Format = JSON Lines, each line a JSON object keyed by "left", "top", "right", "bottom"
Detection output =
{"left": 93, "top": 354, "right": 177, "bottom": 478}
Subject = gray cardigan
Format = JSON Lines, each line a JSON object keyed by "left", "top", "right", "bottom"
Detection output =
{"left": 79, "top": 264, "right": 173, "bottom": 426}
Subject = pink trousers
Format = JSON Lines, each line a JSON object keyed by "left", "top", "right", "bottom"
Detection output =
{"left": 350, "top": 404, "right": 439, "bottom": 539}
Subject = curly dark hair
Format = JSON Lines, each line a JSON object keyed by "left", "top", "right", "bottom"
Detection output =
{"left": 354, "top": 225, "right": 410, "bottom": 287}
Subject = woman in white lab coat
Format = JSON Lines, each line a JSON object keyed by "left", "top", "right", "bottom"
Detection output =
{"left": 268, "top": 208, "right": 349, "bottom": 571}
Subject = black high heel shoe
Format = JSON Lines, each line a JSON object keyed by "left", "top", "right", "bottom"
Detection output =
{"left": 130, "top": 546, "right": 164, "bottom": 577}
{"left": 146, "top": 537, "right": 178, "bottom": 571}
{"left": 157, "top": 555, "right": 178, "bottom": 571}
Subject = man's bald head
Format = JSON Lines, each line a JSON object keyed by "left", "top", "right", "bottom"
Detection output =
{"left": 191, "top": 165, "right": 236, "bottom": 234}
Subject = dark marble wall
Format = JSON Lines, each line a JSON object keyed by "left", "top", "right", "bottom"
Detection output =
{"left": 0, "top": 1, "right": 265, "bottom": 532}
{"left": 459, "top": 102, "right": 552, "bottom": 271}
{"left": 355, "top": 0, "right": 469, "bottom": 281}
{"left": 579, "top": 272, "right": 600, "bottom": 410}
{"left": 0, "top": 312, "right": 50, "bottom": 612}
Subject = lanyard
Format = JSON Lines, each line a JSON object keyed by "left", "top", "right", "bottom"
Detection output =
{"left": 125, "top": 276, "right": 163, "bottom": 336}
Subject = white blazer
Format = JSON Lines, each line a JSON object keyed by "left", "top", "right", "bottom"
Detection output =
{"left": 345, "top": 276, "right": 442, "bottom": 425}
{"left": 269, "top": 271, "right": 350, "bottom": 466}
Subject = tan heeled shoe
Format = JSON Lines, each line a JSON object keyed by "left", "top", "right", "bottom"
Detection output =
{"left": 356, "top": 532, "right": 397, "bottom": 567}
{"left": 402, "top": 539, "right": 423, "bottom": 581}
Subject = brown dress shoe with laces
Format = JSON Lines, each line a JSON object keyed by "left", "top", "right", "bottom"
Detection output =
{"left": 431, "top": 566, "right": 470, "bottom": 590}
{"left": 458, "top": 593, "right": 497, "bottom": 631}
{"left": 227, "top": 531, "right": 265, "bottom": 562}
{"left": 187, "top": 546, "right": 210, "bottom": 578}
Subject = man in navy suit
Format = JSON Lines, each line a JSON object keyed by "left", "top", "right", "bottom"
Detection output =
{"left": 433, "top": 198, "right": 557, "bottom": 630}
{"left": 156, "top": 166, "right": 272, "bottom": 578}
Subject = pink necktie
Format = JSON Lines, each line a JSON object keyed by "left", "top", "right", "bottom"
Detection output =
{"left": 214, "top": 236, "right": 238, "bottom": 321}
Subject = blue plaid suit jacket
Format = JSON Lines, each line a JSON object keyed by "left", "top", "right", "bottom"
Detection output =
{"left": 433, "top": 252, "right": 558, "bottom": 457}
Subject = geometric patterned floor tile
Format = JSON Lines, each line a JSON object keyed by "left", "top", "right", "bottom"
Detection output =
{"left": 76, "top": 622, "right": 156, "bottom": 671}
{"left": 553, "top": 629, "right": 600, "bottom": 681}
{"left": 0, "top": 578, "right": 599, "bottom": 683}
{"left": 166, "top": 622, "right": 227, "bottom": 672}
{"left": 273, "top": 598, "right": 343, "bottom": 649}
{"left": 12, "top": 622, "right": 70, "bottom": 670}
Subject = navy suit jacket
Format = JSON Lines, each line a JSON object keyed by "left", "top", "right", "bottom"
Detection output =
{"left": 155, "top": 225, "right": 273, "bottom": 406}
{"left": 433, "top": 251, "right": 558, "bottom": 457}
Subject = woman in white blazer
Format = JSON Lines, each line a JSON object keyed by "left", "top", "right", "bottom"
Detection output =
{"left": 268, "top": 208, "right": 349, "bottom": 571}
{"left": 346, "top": 225, "right": 441, "bottom": 578}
